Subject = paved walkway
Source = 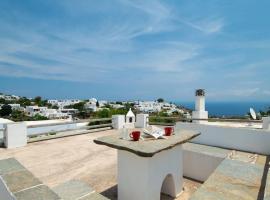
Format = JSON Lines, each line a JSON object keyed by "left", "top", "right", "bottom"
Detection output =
{"left": 0, "top": 129, "right": 200, "bottom": 199}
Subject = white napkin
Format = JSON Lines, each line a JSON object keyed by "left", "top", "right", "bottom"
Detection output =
{"left": 143, "top": 126, "right": 166, "bottom": 139}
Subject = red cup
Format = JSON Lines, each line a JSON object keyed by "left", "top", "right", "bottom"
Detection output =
{"left": 164, "top": 127, "right": 174, "bottom": 136}
{"left": 129, "top": 131, "right": 140, "bottom": 141}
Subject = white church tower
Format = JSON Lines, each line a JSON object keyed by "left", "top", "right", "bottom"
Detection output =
{"left": 192, "top": 89, "right": 208, "bottom": 123}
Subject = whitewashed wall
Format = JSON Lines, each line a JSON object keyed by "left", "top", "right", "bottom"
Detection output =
{"left": 118, "top": 146, "right": 183, "bottom": 200}
{"left": 0, "top": 124, "right": 4, "bottom": 143}
{"left": 183, "top": 149, "right": 224, "bottom": 182}
{"left": 176, "top": 122, "right": 270, "bottom": 155}
{"left": 27, "top": 122, "right": 88, "bottom": 136}
{"left": 4, "top": 123, "right": 27, "bottom": 148}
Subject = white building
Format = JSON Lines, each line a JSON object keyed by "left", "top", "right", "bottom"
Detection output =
{"left": 84, "top": 103, "right": 97, "bottom": 112}
{"left": 59, "top": 108, "right": 78, "bottom": 115}
{"left": 8, "top": 104, "right": 22, "bottom": 111}
{"left": 98, "top": 100, "right": 107, "bottom": 107}
{"left": 25, "top": 106, "right": 69, "bottom": 119}
{"left": 85, "top": 103, "right": 97, "bottom": 112}
{"left": 0, "top": 94, "right": 20, "bottom": 101}
{"left": 43, "top": 109, "right": 68, "bottom": 119}
{"left": 25, "top": 106, "right": 43, "bottom": 116}
{"left": 89, "top": 98, "right": 97, "bottom": 104}
{"left": 135, "top": 101, "right": 162, "bottom": 113}
{"left": 48, "top": 99, "right": 82, "bottom": 109}
{"left": 84, "top": 98, "right": 98, "bottom": 112}
{"left": 25, "top": 106, "right": 47, "bottom": 117}
{"left": 111, "top": 104, "right": 125, "bottom": 109}
{"left": 161, "top": 102, "right": 171, "bottom": 110}
{"left": 47, "top": 100, "right": 58, "bottom": 105}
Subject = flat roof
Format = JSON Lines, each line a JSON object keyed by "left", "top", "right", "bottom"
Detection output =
{"left": 0, "top": 129, "right": 200, "bottom": 200}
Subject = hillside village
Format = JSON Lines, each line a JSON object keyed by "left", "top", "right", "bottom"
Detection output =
{"left": 0, "top": 93, "right": 191, "bottom": 122}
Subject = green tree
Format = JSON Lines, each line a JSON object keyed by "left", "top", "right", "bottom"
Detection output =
{"left": 124, "top": 103, "right": 134, "bottom": 110}
{"left": 65, "top": 102, "right": 86, "bottom": 112}
{"left": 32, "top": 114, "right": 48, "bottom": 121}
{"left": 110, "top": 108, "right": 128, "bottom": 115}
{"left": 259, "top": 106, "right": 270, "bottom": 116}
{"left": 52, "top": 105, "right": 59, "bottom": 109}
{"left": 157, "top": 98, "right": 164, "bottom": 103}
{"left": 97, "top": 109, "right": 110, "bottom": 118}
{"left": 158, "top": 111, "right": 169, "bottom": 117}
{"left": 34, "top": 96, "right": 42, "bottom": 105}
{"left": 104, "top": 104, "right": 112, "bottom": 109}
{"left": 96, "top": 101, "right": 100, "bottom": 107}
{"left": 0, "top": 98, "right": 6, "bottom": 104}
{"left": 18, "top": 97, "right": 31, "bottom": 106}
{"left": 0, "top": 104, "right": 12, "bottom": 117}
{"left": 73, "top": 102, "right": 86, "bottom": 111}
{"left": 10, "top": 110, "right": 30, "bottom": 121}
{"left": 77, "top": 111, "right": 90, "bottom": 119}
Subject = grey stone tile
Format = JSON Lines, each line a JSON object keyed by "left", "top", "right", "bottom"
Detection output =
{"left": 190, "top": 159, "right": 264, "bottom": 200}
{"left": 0, "top": 158, "right": 25, "bottom": 175}
{"left": 2, "top": 169, "right": 42, "bottom": 193}
{"left": 216, "top": 159, "right": 263, "bottom": 184}
{"left": 53, "top": 180, "right": 93, "bottom": 200}
{"left": 80, "top": 192, "right": 109, "bottom": 200}
{"left": 14, "top": 185, "right": 61, "bottom": 200}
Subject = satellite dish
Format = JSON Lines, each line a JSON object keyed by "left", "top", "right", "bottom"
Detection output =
{"left": 250, "top": 108, "right": 257, "bottom": 120}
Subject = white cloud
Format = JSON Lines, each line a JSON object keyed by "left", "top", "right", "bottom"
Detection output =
{"left": 174, "top": 16, "right": 224, "bottom": 34}
{"left": 263, "top": 90, "right": 270, "bottom": 96}
{"left": 1, "top": 0, "right": 269, "bottom": 101}
{"left": 0, "top": 0, "right": 206, "bottom": 83}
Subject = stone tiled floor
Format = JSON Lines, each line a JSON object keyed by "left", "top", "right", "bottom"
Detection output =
{"left": 0, "top": 129, "right": 201, "bottom": 199}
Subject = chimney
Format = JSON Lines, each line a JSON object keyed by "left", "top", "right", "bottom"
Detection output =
{"left": 192, "top": 89, "right": 208, "bottom": 123}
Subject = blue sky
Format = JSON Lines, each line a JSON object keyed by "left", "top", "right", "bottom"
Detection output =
{"left": 0, "top": 0, "right": 270, "bottom": 101}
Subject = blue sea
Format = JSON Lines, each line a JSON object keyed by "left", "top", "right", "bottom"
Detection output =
{"left": 175, "top": 102, "right": 270, "bottom": 117}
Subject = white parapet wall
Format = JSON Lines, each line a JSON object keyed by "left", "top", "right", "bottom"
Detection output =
{"left": 183, "top": 149, "right": 224, "bottom": 182}
{"left": 27, "top": 123, "right": 78, "bottom": 136}
{"left": 4, "top": 122, "right": 27, "bottom": 148}
{"left": 26, "top": 120, "right": 83, "bottom": 136}
{"left": 135, "top": 114, "right": 149, "bottom": 128}
{"left": 112, "top": 115, "right": 125, "bottom": 129}
{"left": 0, "top": 124, "right": 4, "bottom": 143}
{"left": 176, "top": 122, "right": 270, "bottom": 155}
{"left": 263, "top": 117, "right": 270, "bottom": 130}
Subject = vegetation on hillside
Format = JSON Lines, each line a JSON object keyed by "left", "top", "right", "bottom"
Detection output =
{"left": 148, "top": 111, "right": 182, "bottom": 124}
{"left": 260, "top": 107, "right": 270, "bottom": 117}
{"left": 0, "top": 95, "right": 50, "bottom": 121}
{"left": 157, "top": 98, "right": 164, "bottom": 103}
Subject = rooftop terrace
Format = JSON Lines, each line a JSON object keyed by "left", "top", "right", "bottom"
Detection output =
{"left": 0, "top": 129, "right": 201, "bottom": 200}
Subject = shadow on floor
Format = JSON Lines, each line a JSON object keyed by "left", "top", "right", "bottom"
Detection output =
{"left": 100, "top": 184, "right": 176, "bottom": 200}
{"left": 257, "top": 155, "right": 270, "bottom": 200}
{"left": 100, "top": 185, "right": 117, "bottom": 200}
